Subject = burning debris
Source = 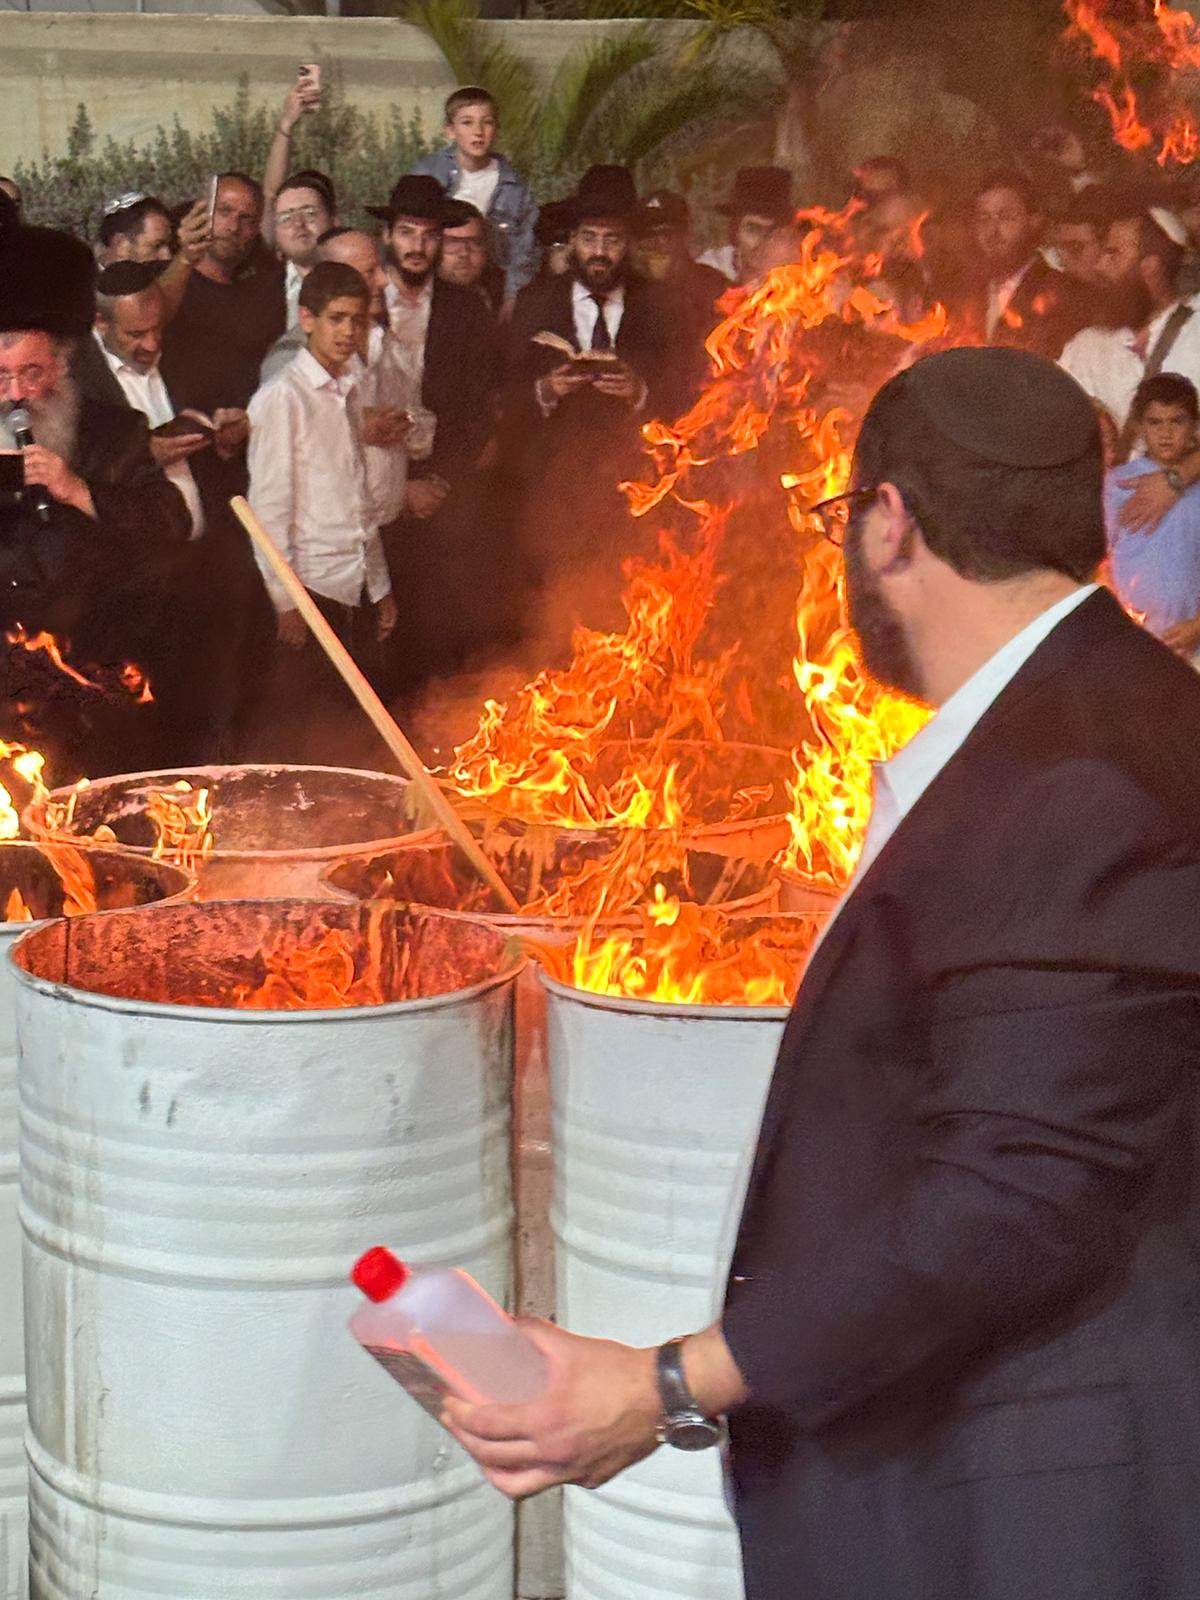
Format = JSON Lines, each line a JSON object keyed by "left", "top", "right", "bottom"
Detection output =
{"left": 1065, "top": 0, "right": 1200, "bottom": 166}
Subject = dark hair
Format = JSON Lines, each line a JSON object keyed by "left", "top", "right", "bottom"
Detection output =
{"left": 854, "top": 155, "right": 910, "bottom": 188}
{"left": 315, "top": 225, "right": 356, "bottom": 249}
{"left": 975, "top": 168, "right": 1042, "bottom": 216}
{"left": 853, "top": 372, "right": 1105, "bottom": 583}
{"left": 298, "top": 259, "right": 369, "bottom": 316}
{"left": 277, "top": 168, "right": 337, "bottom": 215}
{"left": 445, "top": 85, "right": 498, "bottom": 122}
{"left": 1131, "top": 371, "right": 1200, "bottom": 423}
{"left": 98, "top": 196, "right": 172, "bottom": 248}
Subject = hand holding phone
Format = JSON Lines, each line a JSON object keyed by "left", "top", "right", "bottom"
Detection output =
{"left": 297, "top": 62, "right": 322, "bottom": 113}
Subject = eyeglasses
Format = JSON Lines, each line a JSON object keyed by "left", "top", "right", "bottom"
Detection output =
{"left": 0, "top": 366, "right": 50, "bottom": 393}
{"left": 276, "top": 205, "right": 325, "bottom": 227}
{"left": 809, "top": 486, "right": 877, "bottom": 547}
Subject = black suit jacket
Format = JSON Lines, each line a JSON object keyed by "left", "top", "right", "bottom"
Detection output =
{"left": 505, "top": 272, "right": 692, "bottom": 457}
{"left": 724, "top": 591, "right": 1200, "bottom": 1600}
{"left": 963, "top": 256, "right": 1095, "bottom": 360}
{"left": 419, "top": 276, "right": 500, "bottom": 480}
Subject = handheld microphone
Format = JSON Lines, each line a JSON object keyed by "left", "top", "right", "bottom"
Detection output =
{"left": 7, "top": 408, "right": 52, "bottom": 525}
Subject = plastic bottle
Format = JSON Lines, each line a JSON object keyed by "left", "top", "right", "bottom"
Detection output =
{"left": 349, "top": 1246, "right": 548, "bottom": 1414}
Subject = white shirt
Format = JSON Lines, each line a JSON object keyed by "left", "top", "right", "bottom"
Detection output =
{"left": 845, "top": 584, "right": 1099, "bottom": 903}
{"left": 453, "top": 161, "right": 500, "bottom": 217}
{"left": 571, "top": 278, "right": 625, "bottom": 350}
{"left": 385, "top": 277, "right": 434, "bottom": 383}
{"left": 354, "top": 323, "right": 433, "bottom": 530}
{"left": 246, "top": 347, "right": 390, "bottom": 614}
{"left": 284, "top": 260, "right": 304, "bottom": 329}
{"left": 985, "top": 257, "right": 1037, "bottom": 340}
{"left": 1060, "top": 296, "right": 1200, "bottom": 427}
{"left": 698, "top": 243, "right": 736, "bottom": 282}
{"left": 96, "top": 333, "right": 204, "bottom": 539}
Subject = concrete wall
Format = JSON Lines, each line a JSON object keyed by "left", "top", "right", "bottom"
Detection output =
{"left": 0, "top": 12, "right": 657, "bottom": 172}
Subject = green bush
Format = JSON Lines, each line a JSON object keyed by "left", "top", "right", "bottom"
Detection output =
{"left": 14, "top": 74, "right": 437, "bottom": 237}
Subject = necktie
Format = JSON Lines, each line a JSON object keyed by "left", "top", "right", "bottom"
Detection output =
{"left": 590, "top": 294, "right": 612, "bottom": 351}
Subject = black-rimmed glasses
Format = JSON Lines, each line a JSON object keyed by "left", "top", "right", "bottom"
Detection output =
{"left": 810, "top": 486, "right": 877, "bottom": 547}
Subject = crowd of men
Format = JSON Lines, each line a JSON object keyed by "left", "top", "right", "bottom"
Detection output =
{"left": 2, "top": 86, "right": 1200, "bottom": 774}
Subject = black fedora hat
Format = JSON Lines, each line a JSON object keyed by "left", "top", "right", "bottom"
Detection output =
{"left": 716, "top": 166, "right": 794, "bottom": 223}
{"left": 366, "top": 175, "right": 474, "bottom": 227}
{"left": 0, "top": 222, "right": 97, "bottom": 340}
{"left": 634, "top": 189, "right": 690, "bottom": 234}
{"left": 534, "top": 197, "right": 575, "bottom": 249}
{"left": 568, "top": 165, "right": 638, "bottom": 225}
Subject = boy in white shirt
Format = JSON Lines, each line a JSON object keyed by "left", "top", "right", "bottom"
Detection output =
{"left": 246, "top": 260, "right": 396, "bottom": 757}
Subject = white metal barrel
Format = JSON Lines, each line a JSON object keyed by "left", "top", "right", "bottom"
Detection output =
{"left": 0, "top": 843, "right": 193, "bottom": 1600}
{"left": 13, "top": 900, "right": 522, "bottom": 1599}
{"left": 323, "top": 841, "right": 783, "bottom": 1600}
{"left": 544, "top": 974, "right": 791, "bottom": 1600}
{"left": 23, "top": 764, "right": 435, "bottom": 900}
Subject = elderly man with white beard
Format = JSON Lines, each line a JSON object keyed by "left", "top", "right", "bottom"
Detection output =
{"left": 0, "top": 202, "right": 191, "bottom": 772}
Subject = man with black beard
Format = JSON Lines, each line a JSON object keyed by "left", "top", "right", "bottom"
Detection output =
{"left": 0, "top": 209, "right": 191, "bottom": 775}
{"left": 1061, "top": 203, "right": 1200, "bottom": 539}
{"left": 366, "top": 175, "right": 499, "bottom": 689}
{"left": 444, "top": 348, "right": 1200, "bottom": 1600}
{"left": 504, "top": 165, "right": 690, "bottom": 644}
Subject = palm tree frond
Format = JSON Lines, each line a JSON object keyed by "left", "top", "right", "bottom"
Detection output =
{"left": 540, "top": 24, "right": 661, "bottom": 165}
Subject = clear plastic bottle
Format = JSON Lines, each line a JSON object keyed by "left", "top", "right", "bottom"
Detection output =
{"left": 349, "top": 1246, "right": 548, "bottom": 1414}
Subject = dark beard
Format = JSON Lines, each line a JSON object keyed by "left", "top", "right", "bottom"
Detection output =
{"left": 1094, "top": 276, "right": 1154, "bottom": 331}
{"left": 843, "top": 521, "right": 924, "bottom": 700}
{"left": 398, "top": 263, "right": 435, "bottom": 289}
{"left": 572, "top": 254, "right": 626, "bottom": 295}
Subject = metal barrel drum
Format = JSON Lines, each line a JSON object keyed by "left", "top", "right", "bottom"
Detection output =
{"left": 22, "top": 764, "right": 436, "bottom": 901}
{"left": 0, "top": 844, "right": 193, "bottom": 1600}
{"left": 322, "top": 837, "right": 782, "bottom": 1600}
{"left": 12, "top": 900, "right": 523, "bottom": 1599}
{"left": 542, "top": 919, "right": 819, "bottom": 1600}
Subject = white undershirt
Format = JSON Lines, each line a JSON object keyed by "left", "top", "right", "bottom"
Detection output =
{"left": 453, "top": 161, "right": 500, "bottom": 217}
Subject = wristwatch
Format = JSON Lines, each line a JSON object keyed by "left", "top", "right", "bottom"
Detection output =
{"left": 655, "top": 1338, "right": 722, "bottom": 1451}
{"left": 1166, "top": 469, "right": 1185, "bottom": 494}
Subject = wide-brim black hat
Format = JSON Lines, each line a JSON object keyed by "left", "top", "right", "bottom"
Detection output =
{"left": 0, "top": 221, "right": 97, "bottom": 340}
{"left": 635, "top": 189, "right": 690, "bottom": 234}
{"left": 534, "top": 198, "right": 575, "bottom": 249}
{"left": 716, "top": 165, "right": 794, "bottom": 223}
{"left": 365, "top": 175, "right": 475, "bottom": 227}
{"left": 568, "top": 165, "right": 638, "bottom": 225}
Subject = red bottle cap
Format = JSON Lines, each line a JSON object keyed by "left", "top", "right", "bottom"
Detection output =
{"left": 352, "top": 1246, "right": 410, "bottom": 1302}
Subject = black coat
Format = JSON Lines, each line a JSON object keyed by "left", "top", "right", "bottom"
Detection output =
{"left": 505, "top": 271, "right": 692, "bottom": 452}
{"left": 724, "top": 590, "right": 1200, "bottom": 1600}
{"left": 961, "top": 256, "right": 1096, "bottom": 361}
{"left": 418, "top": 276, "right": 500, "bottom": 480}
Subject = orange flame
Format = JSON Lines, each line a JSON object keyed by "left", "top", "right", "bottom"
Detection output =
{"left": 6, "top": 625, "right": 154, "bottom": 703}
{"left": 1064, "top": 0, "right": 1200, "bottom": 165}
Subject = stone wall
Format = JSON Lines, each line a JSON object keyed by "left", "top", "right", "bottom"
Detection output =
{"left": 0, "top": 12, "right": 650, "bottom": 173}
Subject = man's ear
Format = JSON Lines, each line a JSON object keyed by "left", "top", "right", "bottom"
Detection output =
{"left": 871, "top": 480, "right": 919, "bottom": 569}
{"left": 298, "top": 306, "right": 316, "bottom": 335}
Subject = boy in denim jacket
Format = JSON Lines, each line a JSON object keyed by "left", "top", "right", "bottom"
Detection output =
{"left": 413, "top": 86, "right": 539, "bottom": 312}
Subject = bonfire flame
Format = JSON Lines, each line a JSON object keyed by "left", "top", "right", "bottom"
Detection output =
{"left": 537, "top": 894, "right": 823, "bottom": 1007}
{"left": 0, "top": 739, "right": 49, "bottom": 841}
{"left": 44, "top": 777, "right": 216, "bottom": 869}
{"left": 1065, "top": 0, "right": 1200, "bottom": 166}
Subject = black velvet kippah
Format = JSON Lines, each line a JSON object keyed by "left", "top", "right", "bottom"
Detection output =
{"left": 96, "top": 259, "right": 166, "bottom": 298}
{"left": 905, "top": 346, "right": 1099, "bottom": 468}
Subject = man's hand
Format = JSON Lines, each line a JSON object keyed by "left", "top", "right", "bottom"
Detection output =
{"left": 20, "top": 446, "right": 95, "bottom": 518}
{"left": 375, "top": 593, "right": 398, "bottom": 641}
{"left": 211, "top": 408, "right": 250, "bottom": 461}
{"left": 1118, "top": 468, "right": 1179, "bottom": 534}
{"left": 150, "top": 431, "right": 210, "bottom": 469}
{"left": 276, "top": 609, "right": 307, "bottom": 649}
{"left": 362, "top": 406, "right": 413, "bottom": 449}
{"left": 280, "top": 78, "right": 318, "bottom": 136}
{"left": 406, "top": 477, "right": 449, "bottom": 520}
{"left": 541, "top": 363, "right": 594, "bottom": 402}
{"left": 175, "top": 199, "right": 211, "bottom": 267}
{"left": 442, "top": 1322, "right": 661, "bottom": 1500}
{"left": 592, "top": 360, "right": 646, "bottom": 408}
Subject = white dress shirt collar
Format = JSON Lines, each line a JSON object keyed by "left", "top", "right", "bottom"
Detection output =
{"left": 861, "top": 584, "right": 1099, "bottom": 877}
{"left": 292, "top": 345, "right": 358, "bottom": 399}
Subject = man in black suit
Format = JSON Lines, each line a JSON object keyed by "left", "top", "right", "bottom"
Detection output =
{"left": 0, "top": 210, "right": 191, "bottom": 776}
{"left": 964, "top": 169, "right": 1095, "bottom": 358}
{"left": 443, "top": 347, "right": 1200, "bottom": 1600}
{"left": 504, "top": 164, "right": 691, "bottom": 643}
{"left": 364, "top": 175, "right": 499, "bottom": 690}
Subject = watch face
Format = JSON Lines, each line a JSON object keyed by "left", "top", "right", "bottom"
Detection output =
{"left": 665, "top": 1417, "right": 722, "bottom": 1452}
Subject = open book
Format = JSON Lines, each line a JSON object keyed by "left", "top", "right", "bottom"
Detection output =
{"left": 532, "top": 330, "right": 621, "bottom": 369}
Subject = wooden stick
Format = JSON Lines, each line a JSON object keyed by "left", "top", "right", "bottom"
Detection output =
{"left": 231, "top": 496, "right": 521, "bottom": 913}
